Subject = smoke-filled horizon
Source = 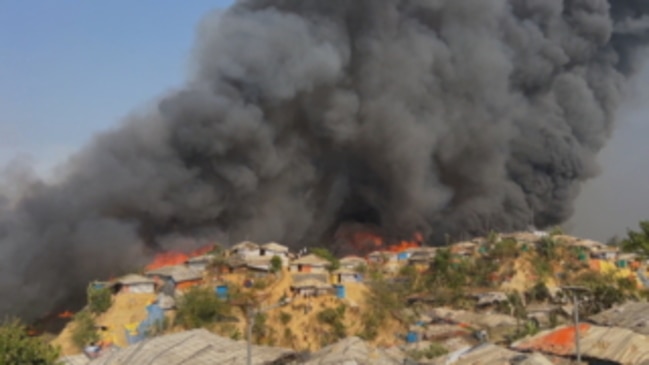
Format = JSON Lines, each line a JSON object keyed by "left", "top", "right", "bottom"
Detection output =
{"left": 2, "top": 0, "right": 649, "bottom": 319}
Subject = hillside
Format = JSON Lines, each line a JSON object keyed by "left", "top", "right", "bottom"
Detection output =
{"left": 51, "top": 229, "right": 649, "bottom": 363}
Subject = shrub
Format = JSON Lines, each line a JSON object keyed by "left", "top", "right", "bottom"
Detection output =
{"left": 270, "top": 256, "right": 283, "bottom": 273}
{"left": 491, "top": 238, "right": 518, "bottom": 259}
{"left": 88, "top": 286, "right": 112, "bottom": 314}
{"left": 527, "top": 282, "right": 551, "bottom": 303}
{"left": 279, "top": 311, "right": 292, "bottom": 325}
{"left": 317, "top": 306, "right": 347, "bottom": 341}
{"left": 175, "top": 286, "right": 231, "bottom": 329}
{"left": 621, "top": 221, "right": 649, "bottom": 258}
{"left": 311, "top": 247, "right": 340, "bottom": 272}
{"left": 0, "top": 319, "right": 61, "bottom": 365}
{"left": 72, "top": 309, "right": 99, "bottom": 350}
{"left": 409, "top": 343, "right": 448, "bottom": 360}
{"left": 252, "top": 312, "right": 268, "bottom": 342}
{"left": 549, "top": 226, "right": 564, "bottom": 237}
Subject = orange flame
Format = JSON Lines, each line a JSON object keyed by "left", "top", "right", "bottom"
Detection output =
{"left": 58, "top": 311, "right": 74, "bottom": 319}
{"left": 145, "top": 244, "right": 214, "bottom": 271}
{"left": 385, "top": 232, "right": 423, "bottom": 253}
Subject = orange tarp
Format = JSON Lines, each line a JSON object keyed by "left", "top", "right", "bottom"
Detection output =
{"left": 516, "top": 324, "right": 591, "bottom": 355}
{"left": 176, "top": 280, "right": 202, "bottom": 291}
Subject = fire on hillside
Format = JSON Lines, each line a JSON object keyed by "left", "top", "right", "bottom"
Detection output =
{"left": 334, "top": 224, "right": 423, "bottom": 256}
{"left": 145, "top": 245, "right": 216, "bottom": 271}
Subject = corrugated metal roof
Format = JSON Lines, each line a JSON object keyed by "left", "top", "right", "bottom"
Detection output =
{"left": 301, "top": 336, "right": 406, "bottom": 364}
{"left": 145, "top": 265, "right": 202, "bottom": 283}
{"left": 76, "top": 329, "right": 294, "bottom": 365}
{"left": 59, "top": 354, "right": 90, "bottom": 365}
{"left": 512, "top": 323, "right": 649, "bottom": 364}
{"left": 590, "top": 302, "right": 649, "bottom": 335}
{"left": 431, "top": 344, "right": 553, "bottom": 365}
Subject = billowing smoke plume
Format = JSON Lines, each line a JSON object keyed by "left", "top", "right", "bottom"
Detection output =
{"left": 2, "top": 0, "right": 649, "bottom": 319}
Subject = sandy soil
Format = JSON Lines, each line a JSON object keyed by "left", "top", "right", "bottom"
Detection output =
{"left": 51, "top": 293, "right": 156, "bottom": 356}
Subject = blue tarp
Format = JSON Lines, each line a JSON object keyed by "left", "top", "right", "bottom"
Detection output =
{"left": 125, "top": 304, "right": 165, "bottom": 345}
{"left": 215, "top": 285, "right": 229, "bottom": 300}
{"left": 334, "top": 285, "right": 346, "bottom": 299}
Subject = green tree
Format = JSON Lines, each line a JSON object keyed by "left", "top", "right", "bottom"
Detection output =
{"left": 71, "top": 310, "right": 99, "bottom": 351}
{"left": 621, "top": 221, "right": 649, "bottom": 258}
{"left": 0, "top": 319, "right": 61, "bottom": 365}
{"left": 491, "top": 238, "right": 518, "bottom": 259}
{"left": 87, "top": 286, "right": 112, "bottom": 314}
{"left": 427, "top": 249, "right": 467, "bottom": 289}
{"left": 311, "top": 247, "right": 340, "bottom": 272}
{"left": 175, "top": 286, "right": 231, "bottom": 329}
{"left": 270, "top": 255, "right": 283, "bottom": 274}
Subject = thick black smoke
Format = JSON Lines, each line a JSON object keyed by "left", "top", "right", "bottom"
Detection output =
{"left": 2, "top": 0, "right": 649, "bottom": 319}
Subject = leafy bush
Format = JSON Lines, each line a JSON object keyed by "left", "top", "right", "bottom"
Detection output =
{"left": 427, "top": 249, "right": 467, "bottom": 289}
{"left": 621, "top": 221, "right": 649, "bottom": 258}
{"left": 252, "top": 312, "right": 268, "bottom": 342}
{"left": 72, "top": 309, "right": 99, "bottom": 350}
{"left": 491, "top": 238, "right": 518, "bottom": 259}
{"left": 311, "top": 248, "right": 341, "bottom": 271}
{"left": 527, "top": 282, "right": 551, "bottom": 303}
{"left": 317, "top": 305, "right": 347, "bottom": 341}
{"left": 408, "top": 343, "right": 448, "bottom": 360}
{"left": 536, "top": 237, "right": 559, "bottom": 261}
{"left": 175, "top": 286, "right": 231, "bottom": 329}
{"left": 270, "top": 256, "right": 283, "bottom": 273}
{"left": 88, "top": 286, "right": 112, "bottom": 314}
{"left": 549, "top": 226, "right": 564, "bottom": 236}
{"left": 0, "top": 319, "right": 61, "bottom": 365}
{"left": 279, "top": 311, "right": 292, "bottom": 325}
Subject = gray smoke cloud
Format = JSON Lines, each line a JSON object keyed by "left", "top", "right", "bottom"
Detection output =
{"left": 2, "top": 0, "right": 649, "bottom": 320}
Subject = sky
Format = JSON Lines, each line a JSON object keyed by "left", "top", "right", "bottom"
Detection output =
{"left": 0, "top": 0, "right": 647, "bottom": 242}
{"left": 0, "top": 0, "right": 233, "bottom": 172}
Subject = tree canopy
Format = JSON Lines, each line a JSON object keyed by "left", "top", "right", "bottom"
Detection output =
{"left": 621, "top": 221, "right": 649, "bottom": 258}
{"left": 0, "top": 319, "right": 61, "bottom": 365}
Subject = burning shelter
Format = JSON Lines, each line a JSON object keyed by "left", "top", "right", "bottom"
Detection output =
{"left": 110, "top": 274, "right": 156, "bottom": 294}
{"left": 145, "top": 265, "right": 203, "bottom": 291}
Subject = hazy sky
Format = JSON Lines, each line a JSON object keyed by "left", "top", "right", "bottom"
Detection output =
{"left": 0, "top": 0, "right": 232, "bottom": 172}
{"left": 1, "top": 0, "right": 647, "bottom": 242}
